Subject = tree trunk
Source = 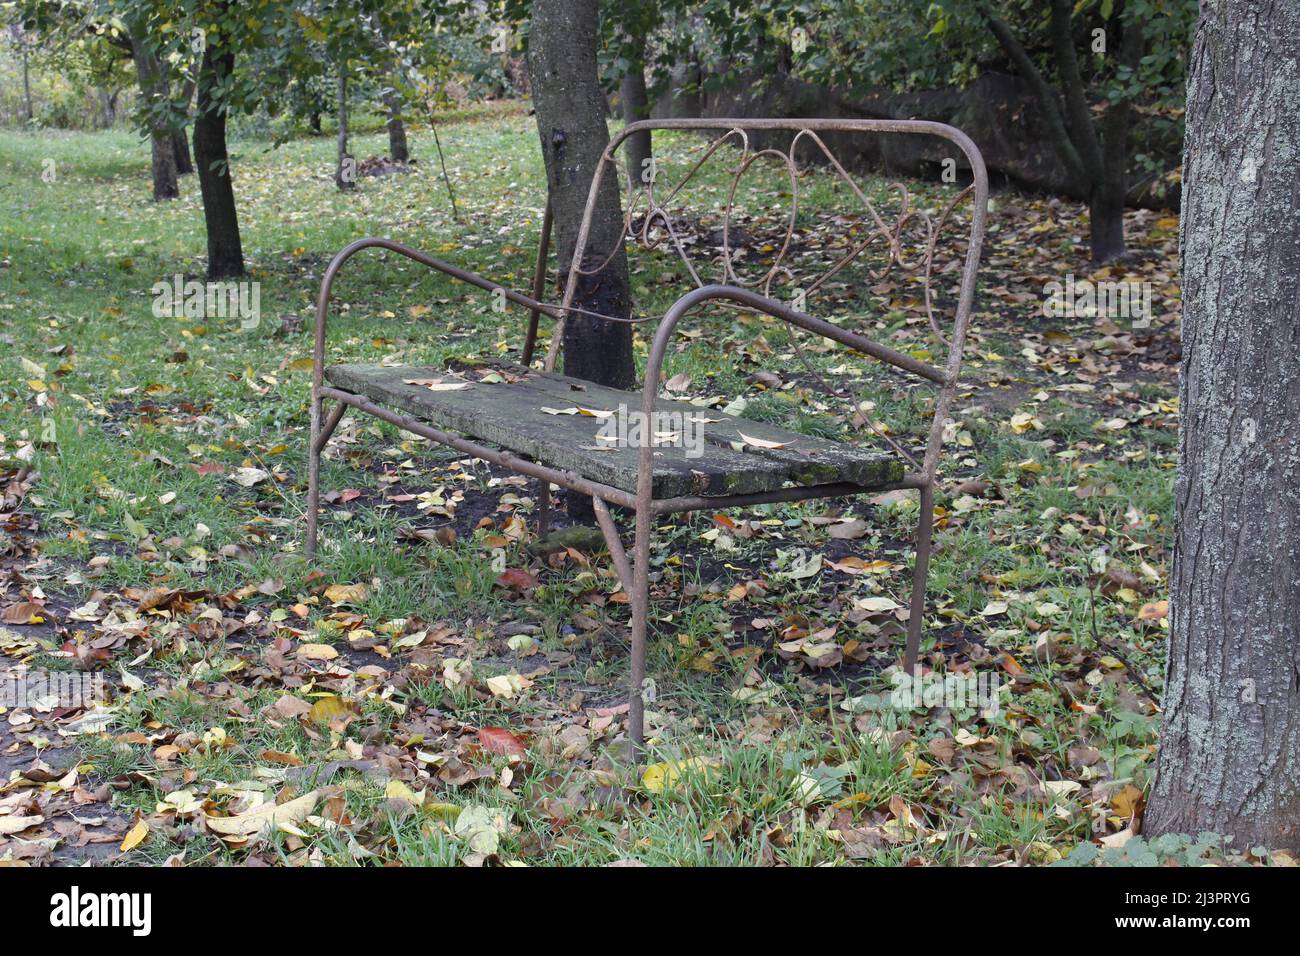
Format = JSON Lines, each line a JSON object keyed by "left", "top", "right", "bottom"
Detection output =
{"left": 129, "top": 30, "right": 179, "bottom": 201}
{"left": 620, "top": 48, "right": 652, "bottom": 186}
{"left": 1145, "top": 2, "right": 1300, "bottom": 853}
{"left": 383, "top": 88, "right": 410, "bottom": 163}
{"left": 172, "top": 77, "right": 195, "bottom": 174}
{"left": 981, "top": 0, "right": 1137, "bottom": 264}
{"left": 173, "top": 130, "right": 194, "bottom": 175}
{"left": 101, "top": 89, "right": 119, "bottom": 128}
{"left": 193, "top": 38, "right": 244, "bottom": 278}
{"left": 528, "top": 0, "right": 635, "bottom": 392}
{"left": 1087, "top": 182, "right": 1126, "bottom": 265}
{"left": 335, "top": 68, "right": 354, "bottom": 190}
{"left": 21, "top": 43, "right": 33, "bottom": 122}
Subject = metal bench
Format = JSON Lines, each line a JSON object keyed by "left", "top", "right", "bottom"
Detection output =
{"left": 307, "top": 118, "right": 988, "bottom": 749}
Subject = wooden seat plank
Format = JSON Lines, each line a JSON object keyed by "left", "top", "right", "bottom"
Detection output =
{"left": 324, "top": 362, "right": 903, "bottom": 498}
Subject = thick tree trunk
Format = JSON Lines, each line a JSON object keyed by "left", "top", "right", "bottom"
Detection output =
{"left": 383, "top": 88, "right": 410, "bottom": 163}
{"left": 1088, "top": 182, "right": 1126, "bottom": 265}
{"left": 129, "top": 31, "right": 179, "bottom": 201}
{"left": 193, "top": 38, "right": 244, "bottom": 278}
{"left": 620, "top": 50, "right": 652, "bottom": 185}
{"left": 528, "top": 0, "right": 635, "bottom": 392}
{"left": 335, "top": 68, "right": 354, "bottom": 191}
{"left": 1145, "top": 2, "right": 1300, "bottom": 852}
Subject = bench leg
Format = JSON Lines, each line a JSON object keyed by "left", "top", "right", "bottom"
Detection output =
{"left": 903, "top": 480, "right": 935, "bottom": 675}
{"left": 629, "top": 496, "right": 652, "bottom": 755}
{"left": 536, "top": 479, "right": 552, "bottom": 538}
{"left": 306, "top": 400, "right": 345, "bottom": 561}
{"left": 591, "top": 497, "right": 633, "bottom": 591}
{"left": 592, "top": 496, "right": 647, "bottom": 753}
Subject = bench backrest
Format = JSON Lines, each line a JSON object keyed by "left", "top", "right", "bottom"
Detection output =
{"left": 552, "top": 118, "right": 986, "bottom": 388}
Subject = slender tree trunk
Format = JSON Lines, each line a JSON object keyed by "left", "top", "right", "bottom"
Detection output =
{"left": 620, "top": 46, "right": 652, "bottom": 185}
{"left": 980, "top": 0, "right": 1138, "bottom": 264}
{"left": 129, "top": 30, "right": 179, "bottom": 201}
{"left": 383, "top": 88, "right": 410, "bottom": 162}
{"left": 172, "top": 77, "right": 195, "bottom": 174}
{"left": 529, "top": 0, "right": 635, "bottom": 391}
{"left": 101, "top": 88, "right": 119, "bottom": 128}
{"left": 21, "top": 43, "right": 33, "bottom": 122}
{"left": 193, "top": 37, "right": 244, "bottom": 278}
{"left": 335, "top": 68, "right": 354, "bottom": 190}
{"left": 1146, "top": 1, "right": 1300, "bottom": 853}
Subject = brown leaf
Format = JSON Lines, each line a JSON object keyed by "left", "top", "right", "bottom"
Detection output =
{"left": 495, "top": 568, "right": 537, "bottom": 591}
{"left": 478, "top": 727, "right": 527, "bottom": 756}
{"left": 0, "top": 602, "right": 42, "bottom": 624}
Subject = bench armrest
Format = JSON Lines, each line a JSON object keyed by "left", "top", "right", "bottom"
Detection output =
{"left": 312, "top": 236, "right": 560, "bottom": 397}
{"left": 642, "top": 284, "right": 949, "bottom": 397}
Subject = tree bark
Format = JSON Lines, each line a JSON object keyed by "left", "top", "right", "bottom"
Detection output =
{"left": 528, "top": 0, "right": 635, "bottom": 392}
{"left": 193, "top": 36, "right": 244, "bottom": 278}
{"left": 383, "top": 88, "right": 410, "bottom": 163}
{"left": 100, "top": 88, "right": 119, "bottom": 128}
{"left": 172, "top": 77, "right": 195, "bottom": 174}
{"left": 129, "top": 30, "right": 179, "bottom": 201}
{"left": 1145, "top": 1, "right": 1300, "bottom": 853}
{"left": 335, "top": 67, "right": 355, "bottom": 190}
{"left": 978, "top": 0, "right": 1138, "bottom": 264}
{"left": 21, "top": 42, "right": 33, "bottom": 122}
{"left": 620, "top": 48, "right": 652, "bottom": 186}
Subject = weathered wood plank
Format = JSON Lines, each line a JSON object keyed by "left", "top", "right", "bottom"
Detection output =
{"left": 324, "top": 363, "right": 903, "bottom": 498}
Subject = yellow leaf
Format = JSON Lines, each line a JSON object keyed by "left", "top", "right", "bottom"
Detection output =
{"left": 641, "top": 757, "right": 717, "bottom": 794}
{"left": 384, "top": 780, "right": 426, "bottom": 806}
{"left": 308, "top": 696, "right": 352, "bottom": 725}
{"left": 1009, "top": 412, "right": 1043, "bottom": 434}
{"left": 324, "top": 582, "right": 369, "bottom": 605}
{"left": 424, "top": 802, "right": 462, "bottom": 821}
{"left": 120, "top": 819, "right": 149, "bottom": 852}
{"left": 297, "top": 643, "right": 338, "bottom": 660}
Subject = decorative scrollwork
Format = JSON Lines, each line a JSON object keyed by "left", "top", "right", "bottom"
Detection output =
{"left": 565, "top": 124, "right": 976, "bottom": 352}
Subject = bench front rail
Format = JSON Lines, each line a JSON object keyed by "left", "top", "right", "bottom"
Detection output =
{"left": 307, "top": 118, "right": 988, "bottom": 750}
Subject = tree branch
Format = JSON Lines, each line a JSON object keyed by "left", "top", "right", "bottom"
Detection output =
{"left": 975, "top": 1, "right": 1089, "bottom": 184}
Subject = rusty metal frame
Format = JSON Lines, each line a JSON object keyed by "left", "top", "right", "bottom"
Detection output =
{"left": 306, "top": 118, "right": 987, "bottom": 755}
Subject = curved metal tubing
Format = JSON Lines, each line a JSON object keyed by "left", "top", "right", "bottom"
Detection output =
{"left": 306, "top": 236, "right": 562, "bottom": 558}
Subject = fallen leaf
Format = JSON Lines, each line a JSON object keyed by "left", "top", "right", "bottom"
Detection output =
{"left": 478, "top": 727, "right": 526, "bottom": 756}
{"left": 737, "top": 431, "right": 790, "bottom": 449}
{"left": 120, "top": 819, "right": 149, "bottom": 852}
{"left": 228, "top": 467, "right": 270, "bottom": 488}
{"left": 204, "top": 790, "right": 321, "bottom": 838}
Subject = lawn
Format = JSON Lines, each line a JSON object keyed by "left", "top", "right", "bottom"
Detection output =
{"left": 0, "top": 105, "right": 1210, "bottom": 866}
